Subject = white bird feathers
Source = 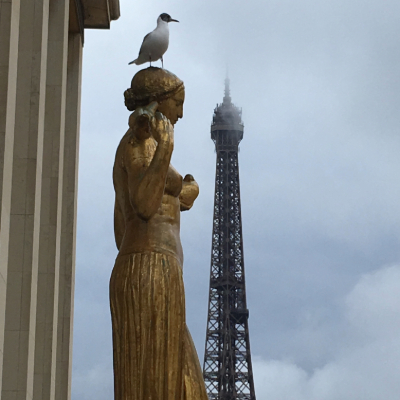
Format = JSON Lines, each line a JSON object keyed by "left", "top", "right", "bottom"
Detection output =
{"left": 129, "top": 13, "right": 179, "bottom": 68}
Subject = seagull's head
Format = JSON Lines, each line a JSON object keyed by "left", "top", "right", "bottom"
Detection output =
{"left": 159, "top": 13, "right": 179, "bottom": 23}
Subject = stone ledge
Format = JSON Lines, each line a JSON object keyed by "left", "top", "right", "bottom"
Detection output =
{"left": 81, "top": 0, "right": 120, "bottom": 29}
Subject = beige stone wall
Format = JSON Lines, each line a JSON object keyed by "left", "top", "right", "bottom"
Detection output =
{"left": 33, "top": 0, "right": 70, "bottom": 399}
{"left": 55, "top": 32, "right": 82, "bottom": 400}
{"left": 0, "top": 0, "right": 118, "bottom": 398}
{"left": 1, "top": 1, "right": 50, "bottom": 399}
{"left": 0, "top": 0, "right": 21, "bottom": 395}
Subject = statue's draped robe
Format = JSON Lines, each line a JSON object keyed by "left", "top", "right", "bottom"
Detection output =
{"left": 110, "top": 251, "right": 208, "bottom": 400}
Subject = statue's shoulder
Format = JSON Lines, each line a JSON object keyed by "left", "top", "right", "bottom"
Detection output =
{"left": 118, "top": 134, "right": 156, "bottom": 170}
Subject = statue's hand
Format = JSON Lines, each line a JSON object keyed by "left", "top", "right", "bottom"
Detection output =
{"left": 128, "top": 102, "right": 158, "bottom": 141}
{"left": 183, "top": 174, "right": 195, "bottom": 183}
{"left": 151, "top": 112, "right": 174, "bottom": 146}
{"left": 180, "top": 175, "right": 199, "bottom": 211}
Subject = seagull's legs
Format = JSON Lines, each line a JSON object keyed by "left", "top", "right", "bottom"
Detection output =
{"left": 149, "top": 55, "right": 152, "bottom": 67}
{"left": 161, "top": 56, "right": 164, "bottom": 69}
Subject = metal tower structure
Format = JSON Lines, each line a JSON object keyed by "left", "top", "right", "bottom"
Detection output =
{"left": 203, "top": 79, "right": 256, "bottom": 400}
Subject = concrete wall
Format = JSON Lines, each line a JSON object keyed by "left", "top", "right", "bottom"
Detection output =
{"left": 0, "top": 0, "right": 118, "bottom": 399}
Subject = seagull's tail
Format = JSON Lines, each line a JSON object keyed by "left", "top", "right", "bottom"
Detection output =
{"left": 128, "top": 59, "right": 137, "bottom": 65}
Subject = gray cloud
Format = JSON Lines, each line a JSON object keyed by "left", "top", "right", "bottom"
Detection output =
{"left": 253, "top": 265, "right": 400, "bottom": 400}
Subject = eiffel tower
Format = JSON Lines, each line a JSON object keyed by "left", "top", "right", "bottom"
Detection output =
{"left": 203, "top": 79, "right": 256, "bottom": 400}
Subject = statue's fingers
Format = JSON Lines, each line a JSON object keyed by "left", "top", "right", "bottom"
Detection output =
{"left": 155, "top": 111, "right": 165, "bottom": 120}
{"left": 183, "top": 174, "right": 194, "bottom": 182}
{"left": 151, "top": 112, "right": 163, "bottom": 130}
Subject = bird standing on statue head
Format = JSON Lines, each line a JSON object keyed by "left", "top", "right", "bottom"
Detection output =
{"left": 128, "top": 13, "right": 179, "bottom": 69}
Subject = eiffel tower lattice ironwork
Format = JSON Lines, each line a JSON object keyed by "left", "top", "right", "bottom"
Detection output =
{"left": 203, "top": 78, "right": 256, "bottom": 400}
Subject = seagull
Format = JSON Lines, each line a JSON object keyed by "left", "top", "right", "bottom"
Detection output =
{"left": 128, "top": 13, "right": 179, "bottom": 68}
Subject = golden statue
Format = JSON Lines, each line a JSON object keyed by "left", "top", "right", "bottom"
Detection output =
{"left": 110, "top": 67, "right": 208, "bottom": 400}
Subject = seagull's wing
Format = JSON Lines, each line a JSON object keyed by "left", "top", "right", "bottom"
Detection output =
{"left": 138, "top": 32, "right": 152, "bottom": 56}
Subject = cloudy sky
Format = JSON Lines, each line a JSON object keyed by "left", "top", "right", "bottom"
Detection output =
{"left": 72, "top": 0, "right": 400, "bottom": 399}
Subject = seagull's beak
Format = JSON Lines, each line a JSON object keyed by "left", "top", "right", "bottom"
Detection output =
{"left": 169, "top": 18, "right": 179, "bottom": 23}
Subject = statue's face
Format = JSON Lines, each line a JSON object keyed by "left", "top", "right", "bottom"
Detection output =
{"left": 157, "top": 88, "right": 185, "bottom": 125}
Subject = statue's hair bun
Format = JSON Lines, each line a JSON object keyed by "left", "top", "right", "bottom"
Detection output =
{"left": 124, "top": 67, "right": 184, "bottom": 111}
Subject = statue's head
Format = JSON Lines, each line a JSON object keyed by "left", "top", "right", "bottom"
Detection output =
{"left": 125, "top": 67, "right": 185, "bottom": 125}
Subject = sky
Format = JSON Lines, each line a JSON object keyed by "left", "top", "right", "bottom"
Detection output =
{"left": 72, "top": 0, "right": 400, "bottom": 399}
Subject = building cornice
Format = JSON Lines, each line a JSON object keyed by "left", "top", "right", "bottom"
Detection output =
{"left": 109, "top": 0, "right": 120, "bottom": 21}
{"left": 81, "top": 0, "right": 120, "bottom": 29}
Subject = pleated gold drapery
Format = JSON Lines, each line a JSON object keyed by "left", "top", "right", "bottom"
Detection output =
{"left": 110, "top": 252, "right": 208, "bottom": 400}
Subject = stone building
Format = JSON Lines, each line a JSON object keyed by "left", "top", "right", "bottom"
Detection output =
{"left": 0, "top": 1, "right": 120, "bottom": 399}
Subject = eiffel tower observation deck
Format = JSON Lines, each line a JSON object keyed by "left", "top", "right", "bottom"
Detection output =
{"left": 203, "top": 79, "right": 256, "bottom": 400}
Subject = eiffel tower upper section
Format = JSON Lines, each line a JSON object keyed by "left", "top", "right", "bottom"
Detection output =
{"left": 203, "top": 79, "right": 256, "bottom": 400}
{"left": 211, "top": 78, "right": 244, "bottom": 149}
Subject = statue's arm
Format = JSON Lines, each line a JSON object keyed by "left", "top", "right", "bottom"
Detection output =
{"left": 179, "top": 174, "right": 199, "bottom": 211}
{"left": 114, "top": 195, "right": 124, "bottom": 250}
{"left": 126, "top": 120, "right": 174, "bottom": 221}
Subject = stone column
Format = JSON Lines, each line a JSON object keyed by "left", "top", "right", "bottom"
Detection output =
{"left": 55, "top": 32, "right": 82, "bottom": 400}
{"left": 0, "top": 0, "right": 50, "bottom": 399}
{"left": 0, "top": 1, "right": 119, "bottom": 399}
{"left": 0, "top": 0, "right": 21, "bottom": 395}
{"left": 33, "top": 0, "right": 69, "bottom": 399}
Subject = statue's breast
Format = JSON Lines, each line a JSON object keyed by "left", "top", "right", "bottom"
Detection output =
{"left": 165, "top": 165, "right": 183, "bottom": 197}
